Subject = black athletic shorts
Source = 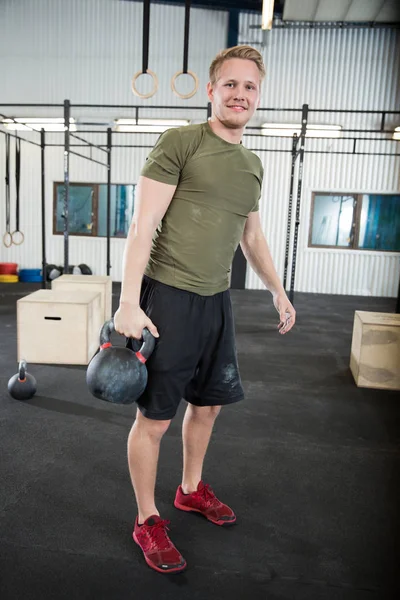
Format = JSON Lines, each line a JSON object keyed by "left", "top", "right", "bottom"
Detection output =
{"left": 127, "top": 276, "right": 244, "bottom": 420}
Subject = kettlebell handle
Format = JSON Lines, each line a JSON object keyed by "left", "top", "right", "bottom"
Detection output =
{"left": 18, "top": 359, "right": 27, "bottom": 382}
{"left": 99, "top": 319, "right": 156, "bottom": 362}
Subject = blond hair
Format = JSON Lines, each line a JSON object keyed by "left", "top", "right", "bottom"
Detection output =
{"left": 209, "top": 45, "right": 266, "bottom": 86}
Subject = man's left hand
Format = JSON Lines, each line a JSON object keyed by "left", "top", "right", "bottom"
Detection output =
{"left": 273, "top": 291, "right": 296, "bottom": 335}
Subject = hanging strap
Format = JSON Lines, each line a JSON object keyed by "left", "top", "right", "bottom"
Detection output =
{"left": 131, "top": 0, "right": 158, "bottom": 99}
{"left": 15, "top": 135, "right": 21, "bottom": 232}
{"left": 170, "top": 0, "right": 198, "bottom": 99}
{"left": 142, "top": 0, "right": 150, "bottom": 74}
{"left": 182, "top": 0, "right": 191, "bottom": 74}
{"left": 5, "top": 134, "right": 10, "bottom": 232}
{"left": 3, "top": 133, "right": 12, "bottom": 247}
{"left": 11, "top": 134, "right": 24, "bottom": 245}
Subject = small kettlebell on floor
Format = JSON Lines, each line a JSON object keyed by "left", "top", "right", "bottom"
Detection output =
{"left": 86, "top": 319, "right": 156, "bottom": 405}
{"left": 8, "top": 360, "right": 37, "bottom": 400}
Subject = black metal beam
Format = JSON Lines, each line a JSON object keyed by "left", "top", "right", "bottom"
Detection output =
{"left": 227, "top": 8, "right": 239, "bottom": 47}
{"left": 1, "top": 103, "right": 399, "bottom": 116}
{"left": 0, "top": 128, "right": 41, "bottom": 148}
{"left": 250, "top": 21, "right": 400, "bottom": 30}
{"left": 150, "top": 0, "right": 263, "bottom": 10}
{"left": 41, "top": 129, "right": 46, "bottom": 289}
{"left": 63, "top": 99, "right": 70, "bottom": 274}
{"left": 107, "top": 128, "right": 112, "bottom": 276}
{"left": 283, "top": 133, "right": 298, "bottom": 290}
{"left": 72, "top": 103, "right": 208, "bottom": 109}
{"left": 0, "top": 103, "right": 63, "bottom": 107}
{"left": 289, "top": 104, "right": 308, "bottom": 304}
{"left": 0, "top": 113, "right": 42, "bottom": 147}
{"left": 68, "top": 149, "right": 108, "bottom": 167}
{"left": 246, "top": 149, "right": 400, "bottom": 157}
{"left": 70, "top": 131, "right": 108, "bottom": 154}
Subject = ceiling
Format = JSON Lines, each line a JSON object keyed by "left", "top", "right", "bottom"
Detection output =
{"left": 142, "top": 1, "right": 266, "bottom": 12}
{"left": 283, "top": 0, "right": 400, "bottom": 23}
{"left": 141, "top": 0, "right": 400, "bottom": 23}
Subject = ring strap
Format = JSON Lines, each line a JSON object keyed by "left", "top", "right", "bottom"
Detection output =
{"left": 183, "top": 0, "right": 191, "bottom": 74}
{"left": 142, "top": 0, "right": 150, "bottom": 74}
{"left": 5, "top": 133, "right": 10, "bottom": 235}
{"left": 15, "top": 135, "right": 21, "bottom": 233}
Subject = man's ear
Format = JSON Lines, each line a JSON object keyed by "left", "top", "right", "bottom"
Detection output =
{"left": 206, "top": 81, "right": 213, "bottom": 102}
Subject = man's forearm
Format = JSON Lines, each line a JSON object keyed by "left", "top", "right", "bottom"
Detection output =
{"left": 119, "top": 226, "right": 153, "bottom": 307}
{"left": 240, "top": 234, "right": 285, "bottom": 295}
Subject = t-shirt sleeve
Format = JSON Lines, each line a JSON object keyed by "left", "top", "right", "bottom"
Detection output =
{"left": 140, "top": 128, "right": 184, "bottom": 185}
{"left": 251, "top": 158, "right": 264, "bottom": 212}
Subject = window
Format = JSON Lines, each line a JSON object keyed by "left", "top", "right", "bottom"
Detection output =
{"left": 359, "top": 195, "right": 399, "bottom": 251}
{"left": 53, "top": 182, "right": 136, "bottom": 238}
{"left": 309, "top": 193, "right": 400, "bottom": 252}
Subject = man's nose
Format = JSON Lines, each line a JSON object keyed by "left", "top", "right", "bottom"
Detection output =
{"left": 233, "top": 89, "right": 245, "bottom": 101}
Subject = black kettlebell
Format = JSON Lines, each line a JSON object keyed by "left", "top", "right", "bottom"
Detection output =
{"left": 8, "top": 360, "right": 37, "bottom": 400}
{"left": 86, "top": 319, "right": 156, "bottom": 405}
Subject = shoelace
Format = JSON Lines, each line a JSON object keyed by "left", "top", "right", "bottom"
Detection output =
{"left": 147, "top": 519, "right": 172, "bottom": 550}
{"left": 198, "top": 484, "right": 219, "bottom": 507}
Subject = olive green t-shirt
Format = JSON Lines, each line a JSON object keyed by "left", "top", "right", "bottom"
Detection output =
{"left": 141, "top": 121, "right": 263, "bottom": 296}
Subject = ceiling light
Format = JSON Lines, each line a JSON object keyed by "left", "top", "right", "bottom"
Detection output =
{"left": 137, "top": 119, "right": 190, "bottom": 127}
{"left": 262, "top": 0, "right": 274, "bottom": 30}
{"left": 393, "top": 126, "right": 400, "bottom": 141}
{"left": 261, "top": 123, "right": 342, "bottom": 138}
{"left": 115, "top": 118, "right": 190, "bottom": 132}
{"left": 2, "top": 117, "right": 76, "bottom": 131}
{"left": 116, "top": 125, "right": 174, "bottom": 133}
{"left": 262, "top": 123, "right": 341, "bottom": 130}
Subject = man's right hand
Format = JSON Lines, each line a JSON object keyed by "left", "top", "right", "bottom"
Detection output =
{"left": 114, "top": 303, "right": 159, "bottom": 340}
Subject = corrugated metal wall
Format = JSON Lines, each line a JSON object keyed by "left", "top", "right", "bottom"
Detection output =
{"left": 1, "top": 0, "right": 227, "bottom": 107}
{"left": 240, "top": 14, "right": 400, "bottom": 296}
{"left": 240, "top": 16, "right": 400, "bottom": 111}
{"left": 1, "top": 1, "right": 399, "bottom": 296}
{"left": 0, "top": 0, "right": 228, "bottom": 280}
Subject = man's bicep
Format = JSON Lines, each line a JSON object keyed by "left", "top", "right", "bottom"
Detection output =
{"left": 241, "top": 210, "right": 264, "bottom": 244}
{"left": 132, "top": 176, "right": 177, "bottom": 232}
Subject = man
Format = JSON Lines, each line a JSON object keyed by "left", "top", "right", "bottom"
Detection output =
{"left": 114, "top": 45, "right": 296, "bottom": 574}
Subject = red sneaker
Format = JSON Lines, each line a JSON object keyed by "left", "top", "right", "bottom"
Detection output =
{"left": 132, "top": 515, "right": 187, "bottom": 574}
{"left": 174, "top": 481, "right": 236, "bottom": 526}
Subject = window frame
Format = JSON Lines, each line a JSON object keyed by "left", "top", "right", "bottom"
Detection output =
{"left": 308, "top": 192, "right": 400, "bottom": 253}
{"left": 53, "top": 182, "right": 134, "bottom": 239}
{"left": 53, "top": 182, "right": 99, "bottom": 237}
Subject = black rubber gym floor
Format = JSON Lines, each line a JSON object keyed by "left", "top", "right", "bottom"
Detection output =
{"left": 0, "top": 282, "right": 399, "bottom": 600}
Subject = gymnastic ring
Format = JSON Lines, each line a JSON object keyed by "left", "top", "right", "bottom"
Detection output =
{"left": 171, "top": 70, "right": 199, "bottom": 99}
{"left": 11, "top": 230, "right": 25, "bottom": 246}
{"left": 3, "top": 232, "right": 13, "bottom": 248}
{"left": 131, "top": 69, "right": 159, "bottom": 99}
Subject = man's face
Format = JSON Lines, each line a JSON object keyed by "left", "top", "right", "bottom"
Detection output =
{"left": 207, "top": 58, "right": 261, "bottom": 130}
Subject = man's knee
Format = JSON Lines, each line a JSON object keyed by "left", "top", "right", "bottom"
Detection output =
{"left": 134, "top": 408, "right": 172, "bottom": 439}
{"left": 189, "top": 404, "right": 222, "bottom": 421}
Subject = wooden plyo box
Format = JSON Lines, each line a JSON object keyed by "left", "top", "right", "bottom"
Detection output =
{"left": 350, "top": 311, "right": 400, "bottom": 391}
{"left": 52, "top": 275, "right": 112, "bottom": 323}
{"left": 17, "top": 289, "right": 103, "bottom": 365}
